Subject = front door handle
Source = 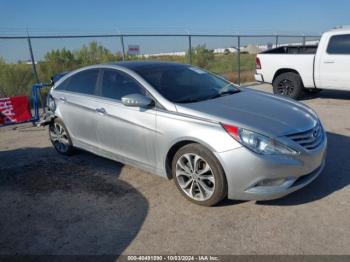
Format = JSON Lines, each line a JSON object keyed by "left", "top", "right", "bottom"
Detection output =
{"left": 59, "top": 97, "right": 67, "bottom": 102}
{"left": 95, "top": 107, "right": 106, "bottom": 114}
{"left": 324, "top": 60, "right": 335, "bottom": 64}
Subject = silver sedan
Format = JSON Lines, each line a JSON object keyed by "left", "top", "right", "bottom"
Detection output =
{"left": 47, "top": 61, "right": 327, "bottom": 206}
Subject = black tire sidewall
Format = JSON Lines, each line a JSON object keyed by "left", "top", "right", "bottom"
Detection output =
{"left": 273, "top": 72, "right": 304, "bottom": 99}
{"left": 171, "top": 143, "right": 227, "bottom": 206}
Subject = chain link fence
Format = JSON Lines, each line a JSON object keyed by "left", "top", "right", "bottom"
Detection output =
{"left": 0, "top": 33, "right": 320, "bottom": 97}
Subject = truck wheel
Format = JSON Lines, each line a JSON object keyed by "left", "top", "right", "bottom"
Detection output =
{"left": 273, "top": 72, "right": 304, "bottom": 99}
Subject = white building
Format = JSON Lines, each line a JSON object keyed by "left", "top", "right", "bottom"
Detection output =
{"left": 213, "top": 47, "right": 237, "bottom": 54}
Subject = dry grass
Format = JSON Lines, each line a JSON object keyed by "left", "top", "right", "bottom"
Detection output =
{"left": 223, "top": 70, "right": 255, "bottom": 84}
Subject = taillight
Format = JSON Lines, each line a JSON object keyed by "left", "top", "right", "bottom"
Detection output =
{"left": 256, "top": 57, "right": 261, "bottom": 70}
{"left": 222, "top": 124, "right": 240, "bottom": 141}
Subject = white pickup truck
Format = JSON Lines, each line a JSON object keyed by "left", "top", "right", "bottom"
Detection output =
{"left": 255, "top": 27, "right": 350, "bottom": 99}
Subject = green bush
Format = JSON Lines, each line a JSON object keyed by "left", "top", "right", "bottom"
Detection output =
{"left": 0, "top": 58, "right": 35, "bottom": 97}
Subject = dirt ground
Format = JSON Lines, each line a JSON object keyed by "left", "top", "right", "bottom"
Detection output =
{"left": 0, "top": 84, "right": 349, "bottom": 256}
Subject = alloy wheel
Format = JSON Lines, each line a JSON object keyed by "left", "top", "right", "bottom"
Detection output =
{"left": 49, "top": 122, "right": 70, "bottom": 153}
{"left": 175, "top": 153, "right": 215, "bottom": 201}
{"left": 277, "top": 79, "right": 295, "bottom": 96}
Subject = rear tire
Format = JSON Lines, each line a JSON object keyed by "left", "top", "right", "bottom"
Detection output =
{"left": 172, "top": 143, "right": 227, "bottom": 206}
{"left": 273, "top": 72, "right": 304, "bottom": 99}
{"left": 49, "top": 118, "right": 74, "bottom": 156}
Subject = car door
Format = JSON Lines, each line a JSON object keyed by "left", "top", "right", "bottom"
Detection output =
{"left": 53, "top": 69, "right": 101, "bottom": 149}
{"left": 318, "top": 34, "right": 350, "bottom": 90}
{"left": 94, "top": 68, "right": 157, "bottom": 170}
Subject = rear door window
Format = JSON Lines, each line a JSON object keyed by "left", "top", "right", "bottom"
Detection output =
{"left": 327, "top": 34, "right": 350, "bottom": 54}
{"left": 58, "top": 69, "right": 99, "bottom": 95}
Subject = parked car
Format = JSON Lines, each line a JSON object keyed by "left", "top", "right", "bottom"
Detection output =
{"left": 46, "top": 61, "right": 327, "bottom": 206}
{"left": 255, "top": 26, "right": 350, "bottom": 99}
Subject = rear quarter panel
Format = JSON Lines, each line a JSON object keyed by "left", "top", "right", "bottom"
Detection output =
{"left": 257, "top": 54, "right": 315, "bottom": 87}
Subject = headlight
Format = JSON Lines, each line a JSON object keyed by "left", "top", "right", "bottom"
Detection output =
{"left": 222, "top": 124, "right": 298, "bottom": 155}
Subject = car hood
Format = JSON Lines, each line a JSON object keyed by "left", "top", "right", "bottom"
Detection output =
{"left": 175, "top": 88, "right": 319, "bottom": 138}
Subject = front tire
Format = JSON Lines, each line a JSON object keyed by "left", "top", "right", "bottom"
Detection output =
{"left": 49, "top": 118, "right": 74, "bottom": 155}
{"left": 172, "top": 143, "right": 227, "bottom": 206}
{"left": 273, "top": 72, "right": 304, "bottom": 99}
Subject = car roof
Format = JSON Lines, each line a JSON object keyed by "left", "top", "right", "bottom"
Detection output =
{"left": 327, "top": 26, "right": 350, "bottom": 34}
{"left": 54, "top": 61, "right": 190, "bottom": 86}
{"left": 108, "top": 60, "right": 188, "bottom": 70}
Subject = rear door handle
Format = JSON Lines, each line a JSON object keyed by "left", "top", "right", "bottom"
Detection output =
{"left": 95, "top": 107, "right": 106, "bottom": 114}
{"left": 59, "top": 97, "right": 67, "bottom": 102}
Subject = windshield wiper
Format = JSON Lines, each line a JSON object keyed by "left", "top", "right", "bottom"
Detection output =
{"left": 176, "top": 97, "right": 204, "bottom": 103}
{"left": 176, "top": 90, "right": 240, "bottom": 103}
{"left": 208, "top": 89, "right": 240, "bottom": 100}
{"left": 219, "top": 89, "right": 240, "bottom": 96}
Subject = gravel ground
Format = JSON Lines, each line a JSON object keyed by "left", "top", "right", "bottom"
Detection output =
{"left": 0, "top": 84, "right": 349, "bottom": 256}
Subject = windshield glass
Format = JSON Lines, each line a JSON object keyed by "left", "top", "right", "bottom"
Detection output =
{"left": 133, "top": 64, "right": 239, "bottom": 103}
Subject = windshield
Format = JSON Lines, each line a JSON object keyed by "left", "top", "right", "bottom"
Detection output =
{"left": 133, "top": 64, "right": 240, "bottom": 103}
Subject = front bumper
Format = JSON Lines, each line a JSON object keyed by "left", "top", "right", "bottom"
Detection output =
{"left": 215, "top": 135, "right": 327, "bottom": 201}
{"left": 36, "top": 111, "right": 55, "bottom": 127}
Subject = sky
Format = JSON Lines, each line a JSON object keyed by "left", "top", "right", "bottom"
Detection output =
{"left": 0, "top": 0, "right": 349, "bottom": 62}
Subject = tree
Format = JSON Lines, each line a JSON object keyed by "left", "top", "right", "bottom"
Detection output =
{"left": 187, "top": 45, "right": 215, "bottom": 68}
{"left": 39, "top": 48, "right": 77, "bottom": 81}
{"left": 0, "top": 57, "right": 34, "bottom": 97}
{"left": 0, "top": 43, "right": 125, "bottom": 97}
{"left": 38, "top": 42, "right": 124, "bottom": 82}
{"left": 75, "top": 42, "right": 122, "bottom": 66}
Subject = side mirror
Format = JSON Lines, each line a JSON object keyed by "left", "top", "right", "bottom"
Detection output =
{"left": 121, "top": 94, "right": 154, "bottom": 108}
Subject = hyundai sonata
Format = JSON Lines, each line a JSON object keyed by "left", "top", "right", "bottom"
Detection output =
{"left": 46, "top": 61, "right": 327, "bottom": 206}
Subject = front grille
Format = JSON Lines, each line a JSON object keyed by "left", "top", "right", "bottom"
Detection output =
{"left": 287, "top": 123, "right": 324, "bottom": 150}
